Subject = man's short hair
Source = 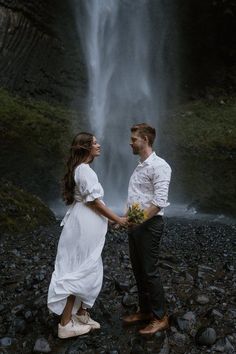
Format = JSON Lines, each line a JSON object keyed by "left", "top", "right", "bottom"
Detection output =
{"left": 131, "top": 123, "right": 156, "bottom": 147}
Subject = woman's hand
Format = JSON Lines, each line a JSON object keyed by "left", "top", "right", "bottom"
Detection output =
{"left": 116, "top": 216, "right": 128, "bottom": 227}
{"left": 88, "top": 200, "right": 128, "bottom": 227}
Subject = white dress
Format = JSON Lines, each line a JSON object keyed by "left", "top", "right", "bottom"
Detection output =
{"left": 47, "top": 163, "right": 108, "bottom": 315}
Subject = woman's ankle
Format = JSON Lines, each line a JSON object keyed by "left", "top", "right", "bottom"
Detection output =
{"left": 60, "top": 318, "right": 71, "bottom": 326}
{"left": 77, "top": 308, "right": 87, "bottom": 316}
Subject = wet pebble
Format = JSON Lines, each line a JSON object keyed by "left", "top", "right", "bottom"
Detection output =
{"left": 212, "top": 337, "right": 235, "bottom": 352}
{"left": 176, "top": 311, "right": 197, "bottom": 333}
{"left": 1, "top": 219, "right": 236, "bottom": 354}
{"left": 13, "top": 317, "right": 26, "bottom": 334}
{"left": 196, "top": 294, "right": 210, "bottom": 304}
{"left": 195, "top": 327, "right": 217, "bottom": 346}
{"left": 170, "top": 332, "right": 189, "bottom": 347}
{"left": 122, "top": 293, "right": 136, "bottom": 307}
{"left": 33, "top": 337, "right": 51, "bottom": 353}
{"left": 0, "top": 337, "right": 13, "bottom": 347}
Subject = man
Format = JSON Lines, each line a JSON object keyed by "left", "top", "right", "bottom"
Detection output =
{"left": 123, "top": 123, "right": 171, "bottom": 335}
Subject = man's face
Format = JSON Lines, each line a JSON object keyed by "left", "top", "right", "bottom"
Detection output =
{"left": 130, "top": 132, "right": 147, "bottom": 155}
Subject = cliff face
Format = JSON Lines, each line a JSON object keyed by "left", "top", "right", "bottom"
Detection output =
{"left": 177, "top": 0, "right": 236, "bottom": 98}
{"left": 0, "top": 0, "right": 235, "bottom": 105}
{"left": 0, "top": 0, "right": 87, "bottom": 105}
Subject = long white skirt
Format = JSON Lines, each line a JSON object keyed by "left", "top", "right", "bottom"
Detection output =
{"left": 47, "top": 202, "right": 108, "bottom": 315}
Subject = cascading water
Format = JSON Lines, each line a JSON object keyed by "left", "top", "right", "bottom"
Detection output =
{"left": 73, "top": 0, "right": 176, "bottom": 211}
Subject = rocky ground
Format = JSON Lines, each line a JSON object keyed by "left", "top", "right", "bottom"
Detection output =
{"left": 0, "top": 217, "right": 236, "bottom": 354}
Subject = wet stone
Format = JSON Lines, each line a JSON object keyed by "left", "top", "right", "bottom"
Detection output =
{"left": 35, "top": 272, "right": 46, "bottom": 282}
{"left": 122, "top": 293, "right": 137, "bottom": 307}
{"left": 196, "top": 294, "right": 210, "bottom": 305}
{"left": 130, "top": 343, "right": 145, "bottom": 353}
{"left": 13, "top": 317, "right": 26, "bottom": 334}
{"left": 211, "top": 309, "right": 223, "bottom": 318}
{"left": 184, "top": 272, "right": 194, "bottom": 284}
{"left": 11, "top": 304, "right": 24, "bottom": 315}
{"left": 195, "top": 327, "right": 217, "bottom": 346}
{"left": 33, "top": 337, "right": 51, "bottom": 353}
{"left": 129, "top": 285, "right": 138, "bottom": 294}
{"left": 227, "top": 308, "right": 236, "bottom": 319}
{"left": 24, "top": 310, "right": 34, "bottom": 322}
{"left": 174, "top": 311, "right": 196, "bottom": 333}
{"left": 224, "top": 263, "right": 234, "bottom": 272}
{"left": 1, "top": 218, "right": 236, "bottom": 353}
{"left": 208, "top": 286, "right": 225, "bottom": 294}
{"left": 66, "top": 340, "right": 88, "bottom": 352}
{"left": 212, "top": 337, "right": 235, "bottom": 352}
{"left": 114, "top": 280, "right": 130, "bottom": 292}
{"left": 170, "top": 332, "right": 188, "bottom": 347}
{"left": 0, "top": 337, "right": 13, "bottom": 347}
{"left": 159, "top": 262, "right": 175, "bottom": 270}
{"left": 159, "top": 337, "right": 170, "bottom": 354}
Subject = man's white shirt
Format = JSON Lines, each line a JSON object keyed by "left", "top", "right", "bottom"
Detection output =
{"left": 127, "top": 152, "right": 171, "bottom": 216}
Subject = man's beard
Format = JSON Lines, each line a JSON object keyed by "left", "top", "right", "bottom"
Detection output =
{"left": 132, "top": 148, "right": 139, "bottom": 155}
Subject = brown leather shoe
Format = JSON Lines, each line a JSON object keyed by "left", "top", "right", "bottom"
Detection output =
{"left": 139, "top": 315, "right": 169, "bottom": 335}
{"left": 123, "top": 311, "right": 152, "bottom": 324}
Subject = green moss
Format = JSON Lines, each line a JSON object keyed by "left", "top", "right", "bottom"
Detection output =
{"left": 0, "top": 180, "right": 55, "bottom": 233}
{"left": 161, "top": 97, "right": 236, "bottom": 215}
{"left": 0, "top": 88, "right": 85, "bottom": 200}
{"left": 169, "top": 97, "right": 236, "bottom": 155}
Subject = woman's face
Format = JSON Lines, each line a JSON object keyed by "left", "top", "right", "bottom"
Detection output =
{"left": 90, "top": 136, "right": 101, "bottom": 158}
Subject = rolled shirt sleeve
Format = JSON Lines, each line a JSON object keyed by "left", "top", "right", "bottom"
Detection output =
{"left": 127, "top": 152, "right": 172, "bottom": 215}
{"left": 151, "top": 164, "right": 172, "bottom": 209}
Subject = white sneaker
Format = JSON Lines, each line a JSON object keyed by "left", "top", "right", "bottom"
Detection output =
{"left": 58, "top": 319, "right": 91, "bottom": 338}
{"left": 73, "top": 312, "right": 101, "bottom": 329}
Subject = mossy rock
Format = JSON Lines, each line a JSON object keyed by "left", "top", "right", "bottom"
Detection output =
{"left": 0, "top": 180, "right": 56, "bottom": 233}
{"left": 166, "top": 96, "right": 236, "bottom": 155}
{"left": 160, "top": 96, "right": 236, "bottom": 216}
{"left": 0, "top": 88, "right": 86, "bottom": 201}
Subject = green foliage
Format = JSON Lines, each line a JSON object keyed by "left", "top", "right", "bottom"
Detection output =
{"left": 169, "top": 97, "right": 236, "bottom": 156}
{"left": 0, "top": 180, "right": 55, "bottom": 233}
{"left": 162, "top": 97, "right": 236, "bottom": 215}
{"left": 0, "top": 88, "right": 84, "bottom": 200}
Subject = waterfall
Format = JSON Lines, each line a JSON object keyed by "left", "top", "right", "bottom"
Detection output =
{"left": 73, "top": 0, "right": 175, "bottom": 211}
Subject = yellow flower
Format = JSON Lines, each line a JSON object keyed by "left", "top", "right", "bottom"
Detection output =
{"left": 127, "top": 203, "right": 148, "bottom": 224}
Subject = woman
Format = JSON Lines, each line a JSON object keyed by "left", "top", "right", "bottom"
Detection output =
{"left": 47, "top": 132, "right": 127, "bottom": 339}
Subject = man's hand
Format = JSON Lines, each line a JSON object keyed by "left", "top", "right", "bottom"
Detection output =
{"left": 110, "top": 217, "right": 128, "bottom": 229}
{"left": 128, "top": 221, "right": 139, "bottom": 229}
{"left": 144, "top": 204, "right": 160, "bottom": 219}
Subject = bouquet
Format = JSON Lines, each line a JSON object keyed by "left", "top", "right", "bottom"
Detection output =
{"left": 127, "top": 203, "right": 148, "bottom": 224}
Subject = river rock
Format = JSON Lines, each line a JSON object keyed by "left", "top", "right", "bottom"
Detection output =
{"left": 196, "top": 294, "right": 210, "bottom": 304}
{"left": 13, "top": 317, "right": 26, "bottom": 334}
{"left": 170, "top": 332, "right": 189, "bottom": 347}
{"left": 122, "top": 293, "right": 137, "bottom": 307}
{"left": 0, "top": 337, "right": 13, "bottom": 347}
{"left": 195, "top": 327, "right": 217, "bottom": 346}
{"left": 212, "top": 337, "right": 235, "bottom": 352}
{"left": 159, "top": 337, "right": 170, "bottom": 354}
{"left": 33, "top": 338, "right": 51, "bottom": 353}
{"left": 1, "top": 218, "right": 236, "bottom": 353}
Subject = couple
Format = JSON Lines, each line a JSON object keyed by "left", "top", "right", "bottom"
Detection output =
{"left": 47, "top": 123, "right": 171, "bottom": 338}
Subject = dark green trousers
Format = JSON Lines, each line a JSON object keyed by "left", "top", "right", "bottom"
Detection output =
{"left": 128, "top": 215, "right": 166, "bottom": 319}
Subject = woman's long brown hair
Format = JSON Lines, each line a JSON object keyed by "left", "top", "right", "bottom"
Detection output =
{"left": 62, "top": 132, "right": 94, "bottom": 205}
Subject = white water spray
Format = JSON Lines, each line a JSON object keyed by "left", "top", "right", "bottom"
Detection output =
{"left": 74, "top": 0, "right": 174, "bottom": 208}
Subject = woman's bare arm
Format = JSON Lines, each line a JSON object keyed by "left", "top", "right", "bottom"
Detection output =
{"left": 87, "top": 199, "right": 127, "bottom": 226}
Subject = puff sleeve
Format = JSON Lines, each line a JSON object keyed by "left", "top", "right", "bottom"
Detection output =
{"left": 74, "top": 164, "right": 104, "bottom": 202}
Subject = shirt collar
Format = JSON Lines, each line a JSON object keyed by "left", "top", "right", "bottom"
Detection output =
{"left": 138, "top": 152, "right": 156, "bottom": 166}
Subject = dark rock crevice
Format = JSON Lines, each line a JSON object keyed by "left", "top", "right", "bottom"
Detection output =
{"left": 0, "top": 0, "right": 87, "bottom": 105}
